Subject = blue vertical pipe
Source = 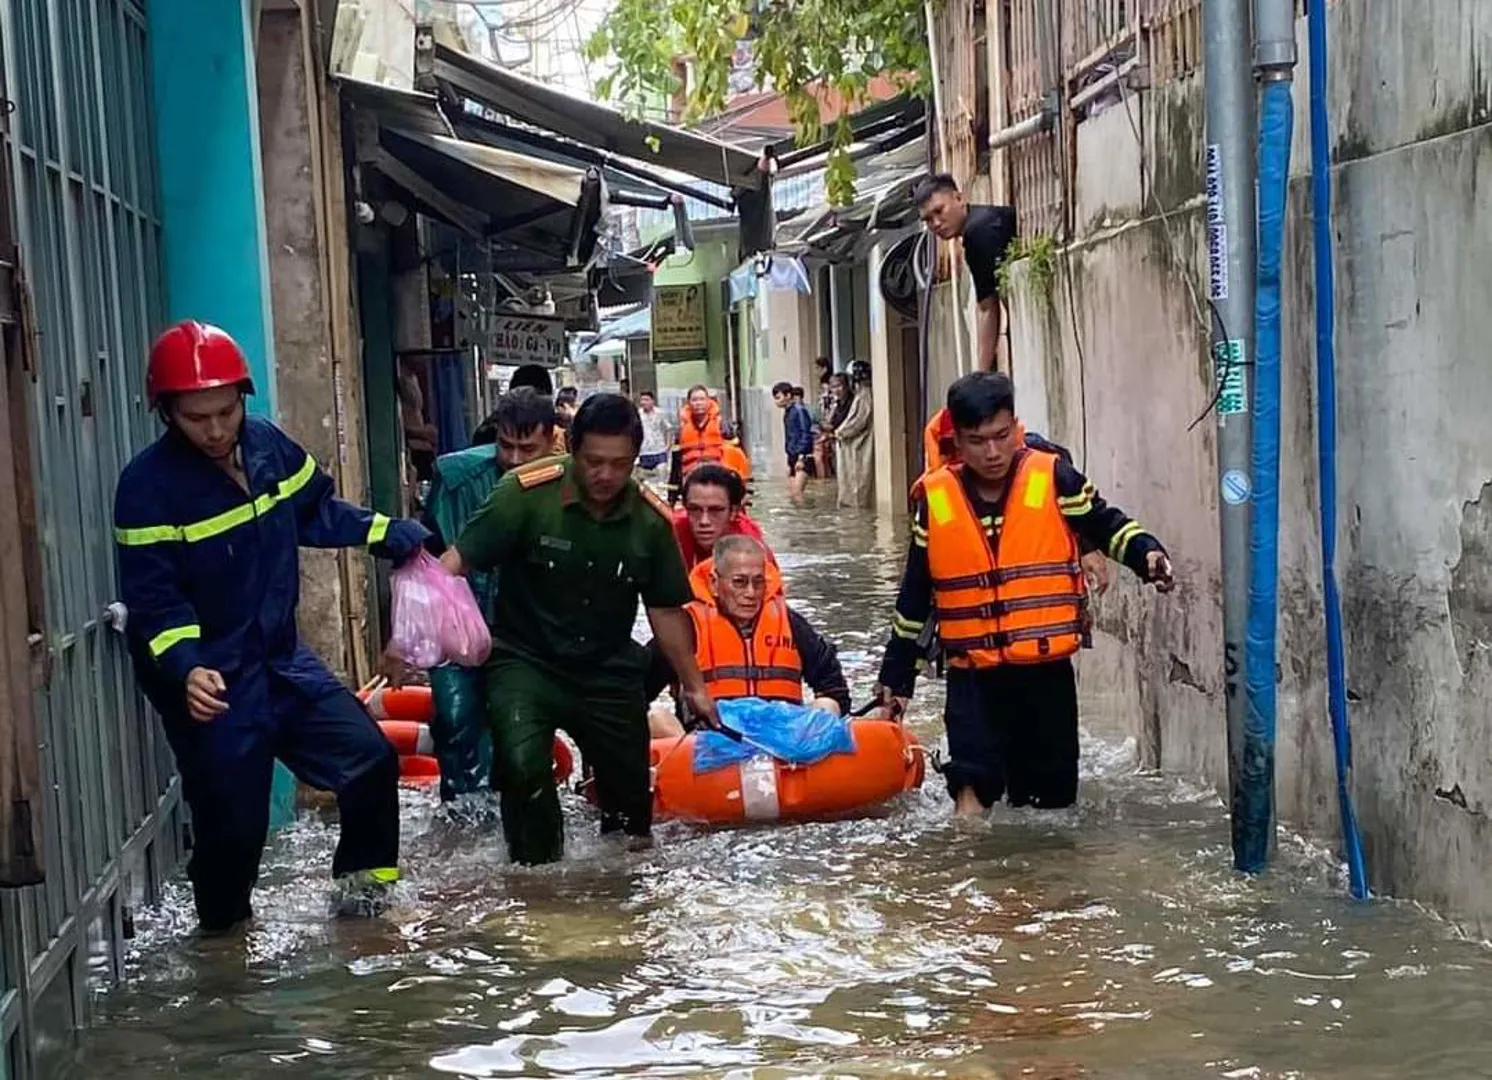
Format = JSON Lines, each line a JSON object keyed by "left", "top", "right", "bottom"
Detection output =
{"left": 1308, "top": 0, "right": 1369, "bottom": 899}
{"left": 1241, "top": 80, "right": 1292, "bottom": 873}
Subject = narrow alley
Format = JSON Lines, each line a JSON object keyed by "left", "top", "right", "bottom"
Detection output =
{"left": 68, "top": 485, "right": 1492, "bottom": 1079}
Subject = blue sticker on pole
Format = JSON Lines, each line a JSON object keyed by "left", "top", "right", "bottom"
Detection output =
{"left": 1221, "top": 469, "right": 1251, "bottom": 505}
{"left": 1213, "top": 339, "right": 1249, "bottom": 416}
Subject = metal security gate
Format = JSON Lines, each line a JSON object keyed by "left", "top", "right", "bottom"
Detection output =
{"left": 0, "top": 1, "right": 185, "bottom": 1077}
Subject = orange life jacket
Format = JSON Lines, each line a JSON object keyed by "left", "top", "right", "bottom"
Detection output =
{"left": 911, "top": 413, "right": 1027, "bottom": 502}
{"left": 686, "top": 589, "right": 803, "bottom": 703}
{"left": 721, "top": 440, "right": 752, "bottom": 484}
{"left": 922, "top": 409, "right": 954, "bottom": 475}
{"left": 688, "top": 554, "right": 784, "bottom": 604}
{"left": 678, "top": 401, "right": 725, "bottom": 472}
{"left": 923, "top": 452, "right": 1085, "bottom": 667}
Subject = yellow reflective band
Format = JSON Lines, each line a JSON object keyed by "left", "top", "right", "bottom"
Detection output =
{"left": 122, "top": 455, "right": 322, "bottom": 547}
{"left": 1109, "top": 521, "right": 1145, "bottom": 562}
{"left": 1059, "top": 498, "right": 1094, "bottom": 517}
{"left": 181, "top": 500, "right": 262, "bottom": 543}
{"left": 1022, "top": 468, "right": 1051, "bottom": 509}
{"left": 367, "top": 867, "right": 400, "bottom": 884}
{"left": 115, "top": 523, "right": 185, "bottom": 546}
{"left": 149, "top": 624, "right": 201, "bottom": 658}
{"left": 892, "top": 612, "right": 925, "bottom": 640}
{"left": 366, "top": 513, "right": 391, "bottom": 545}
{"left": 927, "top": 486, "right": 954, "bottom": 526}
{"left": 277, "top": 453, "right": 318, "bottom": 500}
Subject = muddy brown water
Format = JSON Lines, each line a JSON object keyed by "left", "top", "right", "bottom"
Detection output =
{"left": 68, "top": 483, "right": 1492, "bottom": 1078}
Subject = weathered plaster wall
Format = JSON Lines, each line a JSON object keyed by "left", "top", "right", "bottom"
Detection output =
{"left": 258, "top": 8, "right": 374, "bottom": 685}
{"left": 754, "top": 286, "right": 820, "bottom": 477}
{"left": 1005, "top": 0, "right": 1492, "bottom": 928}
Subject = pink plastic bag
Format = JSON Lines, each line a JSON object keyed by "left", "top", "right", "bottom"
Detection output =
{"left": 388, "top": 551, "right": 492, "bottom": 669}
{"left": 437, "top": 562, "right": 492, "bottom": 667}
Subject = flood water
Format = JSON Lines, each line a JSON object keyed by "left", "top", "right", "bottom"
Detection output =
{"left": 71, "top": 482, "right": 1492, "bottom": 1078}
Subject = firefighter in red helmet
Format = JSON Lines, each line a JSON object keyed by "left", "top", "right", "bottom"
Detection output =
{"left": 114, "top": 319, "right": 429, "bottom": 934}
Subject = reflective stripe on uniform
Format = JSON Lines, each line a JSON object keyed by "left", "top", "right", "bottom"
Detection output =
{"left": 367, "top": 513, "right": 391, "bottom": 544}
{"left": 891, "top": 611, "right": 925, "bottom": 640}
{"left": 277, "top": 453, "right": 317, "bottom": 500}
{"left": 1058, "top": 481, "right": 1095, "bottom": 513}
{"left": 703, "top": 664, "right": 803, "bottom": 684}
{"left": 1108, "top": 520, "right": 1145, "bottom": 562}
{"left": 149, "top": 623, "right": 201, "bottom": 657}
{"left": 113, "top": 523, "right": 185, "bottom": 546}
{"left": 114, "top": 453, "right": 322, "bottom": 548}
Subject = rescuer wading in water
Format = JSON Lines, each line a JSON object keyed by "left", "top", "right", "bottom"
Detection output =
{"left": 113, "top": 320, "right": 429, "bottom": 933}
{"left": 876, "top": 372, "right": 1174, "bottom": 815}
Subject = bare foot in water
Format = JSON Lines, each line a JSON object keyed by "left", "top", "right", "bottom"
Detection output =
{"left": 953, "top": 788, "right": 985, "bottom": 818}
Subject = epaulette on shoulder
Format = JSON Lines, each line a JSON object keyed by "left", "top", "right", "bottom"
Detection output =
{"left": 515, "top": 458, "right": 566, "bottom": 490}
{"left": 638, "top": 482, "right": 672, "bottom": 519}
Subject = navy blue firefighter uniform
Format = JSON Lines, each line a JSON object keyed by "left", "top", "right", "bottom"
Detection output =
{"left": 114, "top": 416, "right": 427, "bottom": 931}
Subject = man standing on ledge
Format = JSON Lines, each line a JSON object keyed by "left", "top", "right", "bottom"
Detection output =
{"left": 915, "top": 173, "right": 1018, "bottom": 375}
{"left": 441, "top": 393, "right": 720, "bottom": 864}
{"left": 876, "top": 372, "right": 1174, "bottom": 817}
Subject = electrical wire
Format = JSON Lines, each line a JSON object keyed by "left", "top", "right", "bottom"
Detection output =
{"left": 1112, "top": 71, "right": 1243, "bottom": 432}
{"left": 1057, "top": 249, "right": 1090, "bottom": 469}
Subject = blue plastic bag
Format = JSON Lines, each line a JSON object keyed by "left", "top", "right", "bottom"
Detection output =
{"left": 693, "top": 698, "right": 856, "bottom": 774}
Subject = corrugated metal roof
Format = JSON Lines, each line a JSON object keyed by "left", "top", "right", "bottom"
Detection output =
{"left": 433, "top": 43, "right": 763, "bottom": 190}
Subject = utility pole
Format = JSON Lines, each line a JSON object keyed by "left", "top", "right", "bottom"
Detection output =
{"left": 1201, "top": 0, "right": 1260, "bottom": 870}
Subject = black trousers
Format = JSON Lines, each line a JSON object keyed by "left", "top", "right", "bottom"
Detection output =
{"left": 165, "top": 686, "right": 400, "bottom": 933}
{"left": 942, "top": 659, "right": 1080, "bottom": 809}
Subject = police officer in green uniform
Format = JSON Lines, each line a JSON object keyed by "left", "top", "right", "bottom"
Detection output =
{"left": 441, "top": 392, "right": 720, "bottom": 864}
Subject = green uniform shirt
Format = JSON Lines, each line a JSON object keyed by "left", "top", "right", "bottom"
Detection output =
{"left": 454, "top": 455, "right": 691, "bottom": 689}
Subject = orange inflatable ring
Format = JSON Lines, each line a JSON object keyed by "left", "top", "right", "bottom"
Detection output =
{"left": 361, "top": 685, "right": 442, "bottom": 724}
{"left": 644, "top": 718, "right": 925, "bottom": 824}
{"left": 397, "top": 753, "right": 441, "bottom": 788}
{"left": 359, "top": 686, "right": 574, "bottom": 786}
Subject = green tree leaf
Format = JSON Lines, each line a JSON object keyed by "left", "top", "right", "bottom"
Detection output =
{"left": 592, "top": 0, "right": 933, "bottom": 202}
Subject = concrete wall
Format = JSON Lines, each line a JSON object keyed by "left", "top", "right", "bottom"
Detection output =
{"left": 926, "top": 281, "right": 971, "bottom": 419}
{"left": 868, "top": 242, "right": 910, "bottom": 512}
{"left": 1001, "top": 0, "right": 1492, "bottom": 928}
{"left": 257, "top": 7, "right": 373, "bottom": 686}
{"left": 754, "top": 285, "right": 821, "bottom": 477}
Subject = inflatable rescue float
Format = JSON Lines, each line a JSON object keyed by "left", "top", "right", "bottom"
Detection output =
{"left": 646, "top": 718, "right": 925, "bottom": 824}
{"left": 357, "top": 684, "right": 574, "bottom": 787}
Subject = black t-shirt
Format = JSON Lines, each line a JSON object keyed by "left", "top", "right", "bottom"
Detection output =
{"left": 963, "top": 204, "right": 1018, "bottom": 302}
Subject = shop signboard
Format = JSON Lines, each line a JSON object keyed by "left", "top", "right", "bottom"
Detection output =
{"left": 486, "top": 313, "right": 567, "bottom": 367}
{"left": 651, "top": 284, "right": 708, "bottom": 361}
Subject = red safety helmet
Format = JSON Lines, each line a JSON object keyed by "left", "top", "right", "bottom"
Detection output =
{"left": 146, "top": 319, "right": 254, "bottom": 407}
